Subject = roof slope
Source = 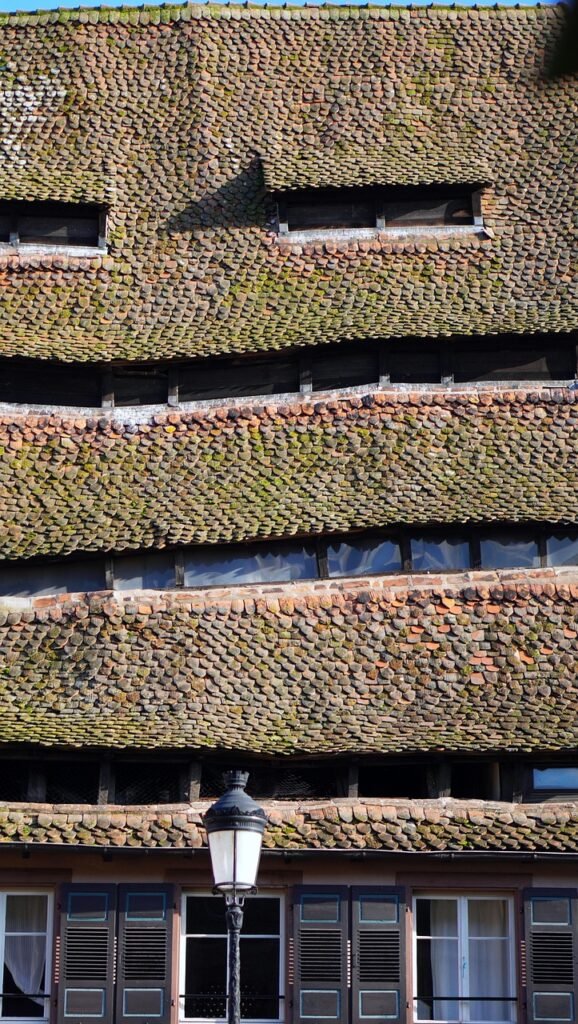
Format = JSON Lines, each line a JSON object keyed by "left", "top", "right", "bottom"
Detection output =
{"left": 0, "top": 6, "right": 575, "bottom": 360}
{"left": 1, "top": 389, "right": 577, "bottom": 561}
{"left": 1, "top": 572, "right": 577, "bottom": 754}
{"left": 1, "top": 798, "right": 578, "bottom": 854}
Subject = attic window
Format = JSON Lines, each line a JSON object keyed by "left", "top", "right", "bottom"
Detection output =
{"left": 277, "top": 185, "right": 481, "bottom": 237}
{"left": 0, "top": 201, "right": 105, "bottom": 250}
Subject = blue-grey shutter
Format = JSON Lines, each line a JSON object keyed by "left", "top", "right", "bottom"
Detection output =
{"left": 351, "top": 888, "right": 406, "bottom": 1024}
{"left": 293, "top": 886, "right": 349, "bottom": 1024}
{"left": 57, "top": 884, "right": 116, "bottom": 1024}
{"left": 115, "top": 885, "right": 174, "bottom": 1024}
{"left": 524, "top": 888, "right": 578, "bottom": 1024}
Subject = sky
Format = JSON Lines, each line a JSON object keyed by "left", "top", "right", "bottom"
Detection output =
{"left": 0, "top": 0, "right": 562, "bottom": 12}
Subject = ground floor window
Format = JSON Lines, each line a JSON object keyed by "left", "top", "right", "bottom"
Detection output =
{"left": 413, "top": 895, "right": 515, "bottom": 1024}
{"left": 0, "top": 893, "right": 52, "bottom": 1022}
{"left": 180, "top": 894, "right": 284, "bottom": 1023}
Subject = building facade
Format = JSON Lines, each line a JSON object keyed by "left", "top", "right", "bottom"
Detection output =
{"left": 0, "top": 3, "right": 577, "bottom": 1024}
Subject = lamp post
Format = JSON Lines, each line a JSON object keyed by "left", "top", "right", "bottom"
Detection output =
{"left": 203, "top": 771, "right": 267, "bottom": 1024}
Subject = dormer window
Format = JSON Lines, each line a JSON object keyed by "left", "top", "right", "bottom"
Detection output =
{"left": 277, "top": 184, "right": 482, "bottom": 238}
{"left": 0, "top": 201, "right": 105, "bottom": 251}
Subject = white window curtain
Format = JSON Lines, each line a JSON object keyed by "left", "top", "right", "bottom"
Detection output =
{"left": 415, "top": 896, "right": 514, "bottom": 1024}
{"left": 429, "top": 901, "right": 459, "bottom": 1021}
{"left": 3, "top": 895, "right": 48, "bottom": 1011}
{"left": 467, "top": 900, "right": 511, "bottom": 1023}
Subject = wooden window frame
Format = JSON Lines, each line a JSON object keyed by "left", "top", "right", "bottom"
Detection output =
{"left": 0, "top": 334, "right": 576, "bottom": 410}
{"left": 276, "top": 186, "right": 483, "bottom": 238}
{"left": 0, "top": 202, "right": 106, "bottom": 252}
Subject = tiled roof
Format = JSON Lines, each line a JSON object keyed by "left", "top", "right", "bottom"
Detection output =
{"left": 2, "top": 798, "right": 578, "bottom": 853}
{"left": 1, "top": 572, "right": 577, "bottom": 753}
{"left": 1, "top": 388, "right": 577, "bottom": 561}
{"left": 0, "top": 6, "right": 575, "bottom": 361}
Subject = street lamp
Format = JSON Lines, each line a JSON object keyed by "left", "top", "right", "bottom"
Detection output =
{"left": 203, "top": 771, "right": 267, "bottom": 1024}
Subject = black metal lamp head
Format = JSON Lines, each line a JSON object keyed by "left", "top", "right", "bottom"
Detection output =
{"left": 203, "top": 771, "right": 267, "bottom": 894}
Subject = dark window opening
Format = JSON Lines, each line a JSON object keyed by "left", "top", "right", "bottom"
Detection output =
{"left": 110, "top": 366, "right": 168, "bottom": 407}
{"left": 450, "top": 762, "right": 494, "bottom": 800}
{"left": 183, "top": 896, "right": 281, "bottom": 1021}
{"left": 0, "top": 201, "right": 103, "bottom": 248}
{"left": 0, "top": 333, "right": 575, "bottom": 409}
{"left": 0, "top": 763, "right": 29, "bottom": 802}
{"left": 200, "top": 761, "right": 346, "bottom": 801}
{"left": 358, "top": 763, "right": 429, "bottom": 799}
{"left": 44, "top": 761, "right": 99, "bottom": 804}
{"left": 278, "top": 185, "right": 478, "bottom": 235}
{"left": 114, "top": 762, "right": 182, "bottom": 804}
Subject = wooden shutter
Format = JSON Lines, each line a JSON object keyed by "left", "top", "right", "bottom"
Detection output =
{"left": 524, "top": 888, "right": 578, "bottom": 1024}
{"left": 351, "top": 888, "right": 406, "bottom": 1024}
{"left": 57, "top": 884, "right": 116, "bottom": 1024}
{"left": 293, "top": 886, "right": 349, "bottom": 1024}
{"left": 115, "top": 885, "right": 174, "bottom": 1024}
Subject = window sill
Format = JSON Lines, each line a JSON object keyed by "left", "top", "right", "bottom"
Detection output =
{"left": 275, "top": 224, "right": 492, "bottom": 254}
{"left": 0, "top": 243, "right": 106, "bottom": 257}
{"left": 0, "top": 244, "right": 111, "bottom": 270}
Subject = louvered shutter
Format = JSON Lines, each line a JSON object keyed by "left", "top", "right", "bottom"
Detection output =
{"left": 115, "top": 885, "right": 174, "bottom": 1024}
{"left": 524, "top": 888, "right": 578, "bottom": 1024}
{"left": 351, "top": 888, "right": 406, "bottom": 1024}
{"left": 57, "top": 884, "right": 116, "bottom": 1024}
{"left": 293, "top": 886, "right": 348, "bottom": 1024}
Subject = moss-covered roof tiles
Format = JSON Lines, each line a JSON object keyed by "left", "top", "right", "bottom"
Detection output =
{"left": 1, "top": 389, "right": 577, "bottom": 561}
{"left": 1, "top": 572, "right": 577, "bottom": 754}
{"left": 2, "top": 798, "right": 578, "bottom": 854}
{"left": 0, "top": 6, "right": 575, "bottom": 361}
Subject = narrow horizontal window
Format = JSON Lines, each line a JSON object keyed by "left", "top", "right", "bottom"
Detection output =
{"left": 45, "top": 762, "right": 100, "bottom": 804}
{"left": 326, "top": 537, "right": 402, "bottom": 578}
{"left": 0, "top": 332, "right": 574, "bottom": 409}
{"left": 410, "top": 536, "right": 470, "bottom": 573}
{"left": 533, "top": 767, "right": 578, "bottom": 791}
{"left": 546, "top": 534, "right": 578, "bottom": 567}
{"left": 0, "top": 201, "right": 104, "bottom": 249}
{"left": 0, "top": 558, "right": 105, "bottom": 598}
{"left": 278, "top": 185, "right": 479, "bottom": 236}
{"left": 285, "top": 189, "right": 375, "bottom": 232}
{"left": 182, "top": 543, "right": 317, "bottom": 587}
{"left": 115, "top": 763, "right": 182, "bottom": 804}
{"left": 384, "top": 192, "right": 473, "bottom": 228}
{"left": 1, "top": 525, "right": 576, "bottom": 599}
{"left": 480, "top": 535, "right": 540, "bottom": 570}
{"left": 114, "top": 551, "right": 175, "bottom": 591}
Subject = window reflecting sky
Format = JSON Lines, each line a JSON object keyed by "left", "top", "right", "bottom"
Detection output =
{"left": 533, "top": 767, "right": 578, "bottom": 790}
{"left": 480, "top": 537, "right": 540, "bottom": 569}
{"left": 184, "top": 544, "right": 317, "bottom": 586}
{"left": 411, "top": 536, "right": 470, "bottom": 573}
{"left": 546, "top": 535, "right": 578, "bottom": 567}
{"left": 327, "top": 537, "right": 401, "bottom": 577}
